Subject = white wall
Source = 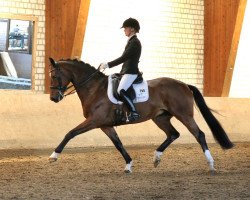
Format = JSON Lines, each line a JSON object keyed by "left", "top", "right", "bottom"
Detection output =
{"left": 81, "top": 0, "right": 204, "bottom": 91}
{"left": 230, "top": 0, "right": 250, "bottom": 97}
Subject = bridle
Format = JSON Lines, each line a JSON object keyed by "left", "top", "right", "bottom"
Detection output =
{"left": 50, "top": 67, "right": 71, "bottom": 99}
{"left": 50, "top": 64, "right": 103, "bottom": 99}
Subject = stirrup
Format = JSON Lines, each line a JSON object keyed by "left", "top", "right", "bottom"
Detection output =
{"left": 128, "top": 111, "right": 140, "bottom": 122}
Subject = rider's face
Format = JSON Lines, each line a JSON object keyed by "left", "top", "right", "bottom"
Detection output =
{"left": 124, "top": 27, "right": 134, "bottom": 37}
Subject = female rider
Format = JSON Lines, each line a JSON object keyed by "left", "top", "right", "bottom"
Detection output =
{"left": 100, "top": 18, "right": 142, "bottom": 122}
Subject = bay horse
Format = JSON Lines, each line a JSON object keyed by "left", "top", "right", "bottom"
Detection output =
{"left": 48, "top": 58, "right": 233, "bottom": 173}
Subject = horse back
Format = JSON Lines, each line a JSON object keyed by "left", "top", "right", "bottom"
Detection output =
{"left": 147, "top": 77, "right": 194, "bottom": 114}
{"left": 147, "top": 77, "right": 191, "bottom": 93}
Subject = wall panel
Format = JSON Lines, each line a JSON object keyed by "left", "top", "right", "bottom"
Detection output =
{"left": 0, "top": 92, "right": 249, "bottom": 149}
{"left": 82, "top": 0, "right": 205, "bottom": 91}
{"left": 229, "top": 0, "right": 249, "bottom": 97}
{"left": 204, "top": 0, "right": 240, "bottom": 96}
{"left": 45, "top": 0, "right": 81, "bottom": 93}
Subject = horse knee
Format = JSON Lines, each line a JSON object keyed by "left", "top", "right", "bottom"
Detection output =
{"left": 64, "top": 131, "right": 77, "bottom": 140}
{"left": 170, "top": 132, "right": 180, "bottom": 141}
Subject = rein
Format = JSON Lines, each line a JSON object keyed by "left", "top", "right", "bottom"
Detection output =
{"left": 50, "top": 64, "right": 104, "bottom": 98}
{"left": 64, "top": 69, "right": 102, "bottom": 97}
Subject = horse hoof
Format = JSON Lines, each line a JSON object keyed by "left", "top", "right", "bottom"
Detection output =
{"left": 153, "top": 151, "right": 163, "bottom": 168}
{"left": 124, "top": 161, "right": 133, "bottom": 173}
{"left": 153, "top": 159, "right": 161, "bottom": 168}
{"left": 48, "top": 157, "right": 57, "bottom": 163}
{"left": 49, "top": 151, "right": 59, "bottom": 163}
{"left": 210, "top": 169, "right": 217, "bottom": 176}
{"left": 124, "top": 169, "right": 132, "bottom": 174}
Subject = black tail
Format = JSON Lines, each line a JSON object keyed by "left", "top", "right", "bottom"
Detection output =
{"left": 188, "top": 85, "right": 234, "bottom": 149}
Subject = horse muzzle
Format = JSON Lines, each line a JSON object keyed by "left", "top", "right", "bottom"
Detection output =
{"left": 50, "top": 93, "right": 64, "bottom": 103}
{"left": 50, "top": 96, "right": 60, "bottom": 103}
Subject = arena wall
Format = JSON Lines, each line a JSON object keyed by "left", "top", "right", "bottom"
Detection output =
{"left": 82, "top": 0, "right": 204, "bottom": 92}
{"left": 0, "top": 91, "right": 249, "bottom": 149}
{"left": 0, "top": 0, "right": 205, "bottom": 93}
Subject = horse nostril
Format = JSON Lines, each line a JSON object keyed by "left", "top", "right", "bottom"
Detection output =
{"left": 50, "top": 97, "right": 59, "bottom": 103}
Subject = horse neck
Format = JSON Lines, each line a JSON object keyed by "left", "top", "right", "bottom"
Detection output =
{"left": 66, "top": 63, "right": 108, "bottom": 108}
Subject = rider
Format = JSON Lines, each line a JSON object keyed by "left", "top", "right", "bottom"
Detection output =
{"left": 100, "top": 18, "right": 141, "bottom": 122}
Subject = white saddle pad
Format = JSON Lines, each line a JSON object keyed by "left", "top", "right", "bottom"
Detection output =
{"left": 107, "top": 75, "right": 149, "bottom": 105}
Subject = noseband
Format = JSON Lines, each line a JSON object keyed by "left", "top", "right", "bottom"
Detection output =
{"left": 50, "top": 67, "right": 69, "bottom": 98}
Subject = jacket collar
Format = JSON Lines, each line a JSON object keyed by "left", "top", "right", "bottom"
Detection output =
{"left": 127, "top": 34, "right": 137, "bottom": 42}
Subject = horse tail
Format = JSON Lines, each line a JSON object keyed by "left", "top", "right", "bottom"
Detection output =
{"left": 188, "top": 85, "right": 234, "bottom": 149}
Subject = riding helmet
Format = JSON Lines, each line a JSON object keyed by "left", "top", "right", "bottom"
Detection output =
{"left": 121, "top": 18, "right": 140, "bottom": 33}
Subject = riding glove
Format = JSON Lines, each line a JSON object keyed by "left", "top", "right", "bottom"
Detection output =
{"left": 100, "top": 63, "right": 109, "bottom": 70}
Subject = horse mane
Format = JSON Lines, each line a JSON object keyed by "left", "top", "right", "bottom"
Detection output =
{"left": 59, "top": 58, "right": 106, "bottom": 77}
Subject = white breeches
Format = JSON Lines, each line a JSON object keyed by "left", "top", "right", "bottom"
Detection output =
{"left": 117, "top": 74, "right": 138, "bottom": 94}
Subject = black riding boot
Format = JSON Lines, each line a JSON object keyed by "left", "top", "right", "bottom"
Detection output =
{"left": 119, "top": 89, "right": 140, "bottom": 122}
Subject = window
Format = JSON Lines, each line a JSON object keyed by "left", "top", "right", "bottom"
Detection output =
{"left": 0, "top": 15, "right": 37, "bottom": 90}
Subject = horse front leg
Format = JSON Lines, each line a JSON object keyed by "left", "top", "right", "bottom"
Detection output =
{"left": 101, "top": 127, "right": 133, "bottom": 173}
{"left": 49, "top": 118, "right": 96, "bottom": 162}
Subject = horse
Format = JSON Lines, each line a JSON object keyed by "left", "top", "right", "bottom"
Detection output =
{"left": 48, "top": 57, "right": 233, "bottom": 173}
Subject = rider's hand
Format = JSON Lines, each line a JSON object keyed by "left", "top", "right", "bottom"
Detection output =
{"left": 100, "top": 63, "right": 109, "bottom": 70}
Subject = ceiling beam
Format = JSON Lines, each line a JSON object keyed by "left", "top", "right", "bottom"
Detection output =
{"left": 222, "top": 0, "right": 247, "bottom": 96}
{"left": 71, "top": 0, "right": 91, "bottom": 59}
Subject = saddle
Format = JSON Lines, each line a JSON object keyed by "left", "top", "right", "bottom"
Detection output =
{"left": 111, "top": 73, "right": 143, "bottom": 101}
{"left": 108, "top": 73, "right": 148, "bottom": 125}
{"left": 107, "top": 73, "right": 149, "bottom": 105}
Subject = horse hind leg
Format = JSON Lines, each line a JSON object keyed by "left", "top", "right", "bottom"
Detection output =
{"left": 180, "top": 116, "right": 215, "bottom": 174}
{"left": 153, "top": 111, "right": 180, "bottom": 167}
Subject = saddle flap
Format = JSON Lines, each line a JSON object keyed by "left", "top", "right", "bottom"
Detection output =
{"left": 108, "top": 74, "right": 149, "bottom": 105}
{"left": 111, "top": 74, "right": 120, "bottom": 100}
{"left": 111, "top": 73, "right": 135, "bottom": 100}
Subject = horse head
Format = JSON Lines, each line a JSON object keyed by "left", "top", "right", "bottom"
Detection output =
{"left": 49, "top": 57, "right": 73, "bottom": 103}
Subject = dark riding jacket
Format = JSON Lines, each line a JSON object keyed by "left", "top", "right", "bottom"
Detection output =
{"left": 108, "top": 35, "right": 141, "bottom": 75}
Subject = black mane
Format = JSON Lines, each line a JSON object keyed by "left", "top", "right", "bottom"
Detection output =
{"left": 59, "top": 59, "right": 106, "bottom": 77}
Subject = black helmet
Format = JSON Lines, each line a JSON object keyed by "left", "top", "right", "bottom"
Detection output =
{"left": 121, "top": 18, "right": 140, "bottom": 33}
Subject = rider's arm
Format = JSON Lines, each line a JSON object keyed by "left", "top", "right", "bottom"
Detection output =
{"left": 108, "top": 40, "right": 140, "bottom": 68}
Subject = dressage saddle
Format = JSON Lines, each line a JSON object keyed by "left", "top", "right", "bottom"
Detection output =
{"left": 111, "top": 72, "right": 143, "bottom": 101}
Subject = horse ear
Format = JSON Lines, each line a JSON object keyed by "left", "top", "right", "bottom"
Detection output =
{"left": 49, "top": 57, "right": 57, "bottom": 68}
